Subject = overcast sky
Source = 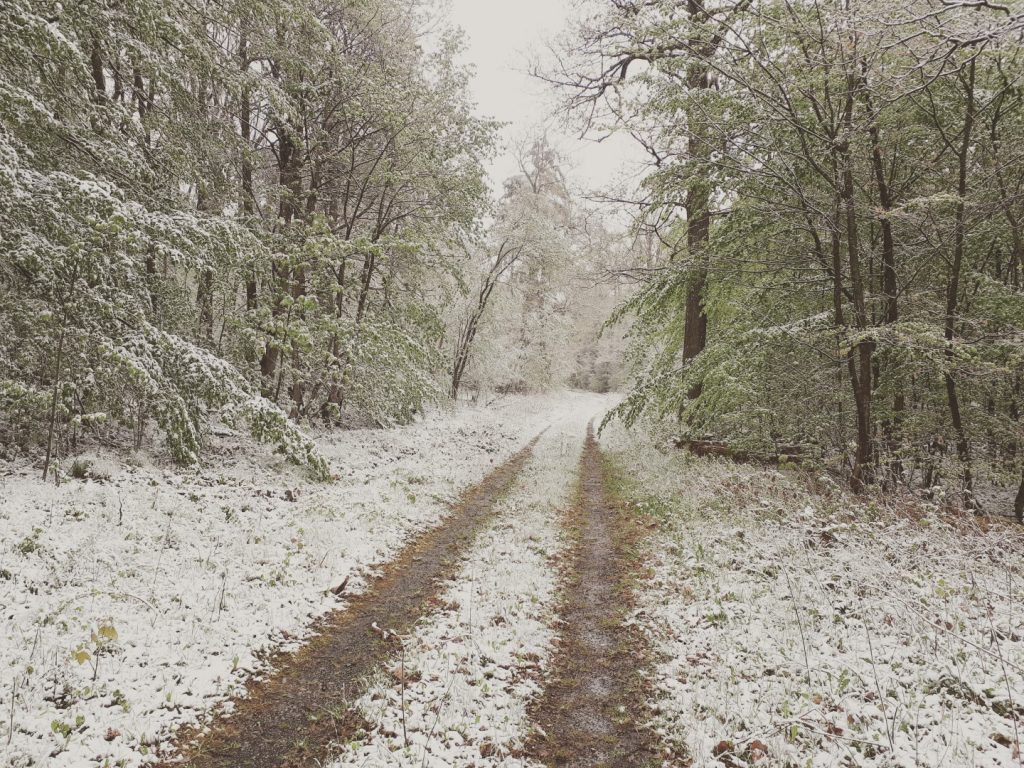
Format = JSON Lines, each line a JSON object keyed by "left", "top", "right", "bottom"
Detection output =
{"left": 445, "top": 0, "right": 645, "bottom": 198}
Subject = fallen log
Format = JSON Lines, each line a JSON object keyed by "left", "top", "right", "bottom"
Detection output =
{"left": 673, "top": 438, "right": 805, "bottom": 465}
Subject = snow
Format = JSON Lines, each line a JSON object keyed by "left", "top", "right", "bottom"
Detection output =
{"left": 0, "top": 393, "right": 600, "bottom": 768}
{"left": 330, "top": 396, "right": 609, "bottom": 766}
{"left": 604, "top": 424, "right": 1024, "bottom": 768}
{"left": 9, "top": 392, "right": 1016, "bottom": 768}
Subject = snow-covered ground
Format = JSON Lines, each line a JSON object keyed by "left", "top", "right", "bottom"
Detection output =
{"left": 12, "top": 393, "right": 1014, "bottom": 768}
{"left": 330, "top": 397, "right": 607, "bottom": 767}
{"left": 0, "top": 393, "right": 599, "bottom": 768}
{"left": 604, "top": 425, "right": 1024, "bottom": 768}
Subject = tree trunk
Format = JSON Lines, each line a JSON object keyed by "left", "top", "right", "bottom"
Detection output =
{"left": 1015, "top": 468, "right": 1024, "bottom": 523}
{"left": 840, "top": 76, "right": 874, "bottom": 491}
{"left": 43, "top": 303, "right": 72, "bottom": 482}
{"left": 259, "top": 126, "right": 301, "bottom": 394}
{"left": 239, "top": 29, "right": 258, "bottom": 311}
{"left": 195, "top": 185, "right": 215, "bottom": 341}
{"left": 90, "top": 38, "right": 106, "bottom": 98}
{"left": 451, "top": 241, "right": 520, "bottom": 400}
{"left": 450, "top": 319, "right": 474, "bottom": 400}
{"left": 944, "top": 59, "right": 977, "bottom": 508}
{"left": 451, "top": 291, "right": 489, "bottom": 400}
{"left": 145, "top": 250, "right": 158, "bottom": 313}
{"left": 681, "top": 52, "right": 711, "bottom": 384}
{"left": 863, "top": 81, "right": 904, "bottom": 482}
{"left": 197, "top": 269, "right": 214, "bottom": 340}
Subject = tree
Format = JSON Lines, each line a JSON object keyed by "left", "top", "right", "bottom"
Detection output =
{"left": 553, "top": 0, "right": 1024, "bottom": 509}
{"left": 451, "top": 238, "right": 525, "bottom": 399}
{"left": 0, "top": 0, "right": 493, "bottom": 471}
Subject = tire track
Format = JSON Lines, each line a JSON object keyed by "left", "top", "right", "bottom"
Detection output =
{"left": 161, "top": 432, "right": 542, "bottom": 768}
{"left": 524, "top": 424, "right": 659, "bottom": 767}
{"left": 331, "top": 421, "right": 582, "bottom": 765}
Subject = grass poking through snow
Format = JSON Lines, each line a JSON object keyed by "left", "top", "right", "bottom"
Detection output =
{"left": 605, "top": 425, "right": 1024, "bottom": 768}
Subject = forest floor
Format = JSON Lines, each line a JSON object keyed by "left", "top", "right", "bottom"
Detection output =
{"left": 604, "top": 424, "right": 1024, "bottom": 768}
{"left": 0, "top": 393, "right": 601, "bottom": 767}
{"left": 3, "top": 393, "right": 1024, "bottom": 768}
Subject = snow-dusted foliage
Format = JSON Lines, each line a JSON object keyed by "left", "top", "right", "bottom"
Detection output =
{"left": 0, "top": 0, "right": 493, "bottom": 473}
{"left": 558, "top": 0, "right": 1024, "bottom": 507}
{"left": 448, "top": 137, "right": 631, "bottom": 400}
{"left": 605, "top": 424, "right": 1024, "bottom": 767}
{"left": 0, "top": 0, "right": 319, "bottom": 473}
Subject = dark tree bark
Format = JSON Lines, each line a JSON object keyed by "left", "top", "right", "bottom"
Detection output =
{"left": 195, "top": 186, "right": 215, "bottom": 341}
{"left": 944, "top": 59, "right": 978, "bottom": 508}
{"left": 680, "top": 0, "right": 715, "bottom": 395}
{"left": 43, "top": 264, "right": 79, "bottom": 482}
{"left": 862, "top": 78, "right": 904, "bottom": 481}
{"left": 43, "top": 311, "right": 69, "bottom": 482}
{"left": 90, "top": 38, "right": 106, "bottom": 98}
{"left": 1015, "top": 468, "right": 1024, "bottom": 523}
{"left": 840, "top": 71, "right": 874, "bottom": 492}
{"left": 259, "top": 124, "right": 303, "bottom": 394}
{"left": 238, "top": 29, "right": 258, "bottom": 312}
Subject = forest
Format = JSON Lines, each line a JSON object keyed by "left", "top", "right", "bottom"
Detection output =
{"left": 3, "top": 1, "right": 1024, "bottom": 767}
{"left": 546, "top": 0, "right": 1024, "bottom": 516}
{"left": 0, "top": 0, "right": 626, "bottom": 482}
{"left": 2, "top": 0, "right": 1022, "bottom": 515}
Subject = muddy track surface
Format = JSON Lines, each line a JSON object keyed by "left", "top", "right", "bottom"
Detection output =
{"left": 524, "top": 425, "right": 658, "bottom": 767}
{"left": 160, "top": 434, "right": 542, "bottom": 768}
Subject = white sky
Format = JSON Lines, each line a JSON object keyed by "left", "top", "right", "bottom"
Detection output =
{"left": 445, "top": 0, "right": 645, "bottom": 198}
